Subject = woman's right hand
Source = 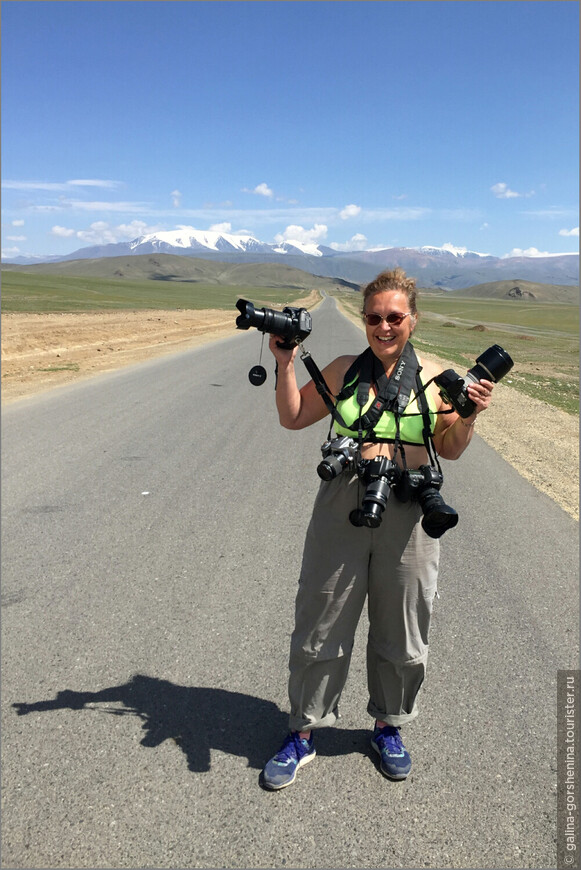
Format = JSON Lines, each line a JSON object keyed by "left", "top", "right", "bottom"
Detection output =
{"left": 268, "top": 334, "right": 299, "bottom": 367}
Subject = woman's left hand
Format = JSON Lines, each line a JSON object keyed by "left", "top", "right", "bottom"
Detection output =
{"left": 466, "top": 378, "right": 494, "bottom": 414}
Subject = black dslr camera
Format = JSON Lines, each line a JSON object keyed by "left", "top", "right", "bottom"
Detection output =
{"left": 317, "top": 436, "right": 358, "bottom": 481}
{"left": 349, "top": 456, "right": 401, "bottom": 529}
{"left": 434, "top": 344, "right": 513, "bottom": 418}
{"left": 394, "top": 465, "right": 458, "bottom": 539}
{"left": 235, "top": 298, "right": 312, "bottom": 350}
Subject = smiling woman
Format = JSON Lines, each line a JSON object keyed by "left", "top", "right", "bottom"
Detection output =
{"left": 258, "top": 265, "right": 500, "bottom": 790}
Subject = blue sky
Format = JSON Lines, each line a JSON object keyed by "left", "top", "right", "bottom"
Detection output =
{"left": 1, "top": 0, "right": 579, "bottom": 260}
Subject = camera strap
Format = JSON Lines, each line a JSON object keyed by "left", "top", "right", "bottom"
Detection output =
{"left": 337, "top": 342, "right": 421, "bottom": 429}
{"left": 299, "top": 348, "right": 351, "bottom": 431}
{"left": 299, "top": 342, "right": 441, "bottom": 472}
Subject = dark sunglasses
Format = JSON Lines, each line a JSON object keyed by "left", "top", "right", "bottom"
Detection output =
{"left": 362, "top": 311, "right": 411, "bottom": 327}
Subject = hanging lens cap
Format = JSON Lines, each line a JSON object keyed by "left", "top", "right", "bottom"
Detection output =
{"left": 248, "top": 365, "right": 267, "bottom": 386}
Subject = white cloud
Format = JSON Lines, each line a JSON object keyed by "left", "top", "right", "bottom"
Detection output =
{"left": 339, "top": 203, "right": 361, "bottom": 220}
{"left": 491, "top": 182, "right": 535, "bottom": 199}
{"left": 12, "top": 219, "right": 25, "bottom": 227}
{"left": 171, "top": 189, "right": 182, "bottom": 208}
{"left": 51, "top": 225, "right": 76, "bottom": 237}
{"left": 274, "top": 224, "right": 328, "bottom": 245}
{"left": 51, "top": 219, "right": 159, "bottom": 245}
{"left": 243, "top": 182, "right": 274, "bottom": 198}
{"left": 504, "top": 247, "right": 553, "bottom": 258}
{"left": 209, "top": 222, "right": 232, "bottom": 233}
{"left": 6, "top": 234, "right": 26, "bottom": 242}
{"left": 491, "top": 182, "right": 521, "bottom": 199}
{"left": 330, "top": 233, "right": 368, "bottom": 252}
{"left": 559, "top": 226, "right": 579, "bottom": 237}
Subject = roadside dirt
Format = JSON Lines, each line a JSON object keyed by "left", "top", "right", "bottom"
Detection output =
{"left": 1, "top": 303, "right": 578, "bottom": 520}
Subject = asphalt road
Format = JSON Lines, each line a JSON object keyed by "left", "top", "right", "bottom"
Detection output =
{"left": 1, "top": 297, "right": 578, "bottom": 869}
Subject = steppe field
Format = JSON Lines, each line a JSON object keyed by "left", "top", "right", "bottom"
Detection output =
{"left": 1, "top": 271, "right": 578, "bottom": 519}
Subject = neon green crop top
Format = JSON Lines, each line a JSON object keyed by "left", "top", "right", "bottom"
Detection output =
{"left": 333, "top": 373, "right": 438, "bottom": 444}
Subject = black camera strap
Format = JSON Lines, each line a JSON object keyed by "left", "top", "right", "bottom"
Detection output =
{"left": 299, "top": 342, "right": 442, "bottom": 472}
{"left": 337, "top": 342, "right": 421, "bottom": 427}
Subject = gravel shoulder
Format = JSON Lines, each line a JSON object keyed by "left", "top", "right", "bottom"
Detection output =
{"left": 2, "top": 306, "right": 578, "bottom": 520}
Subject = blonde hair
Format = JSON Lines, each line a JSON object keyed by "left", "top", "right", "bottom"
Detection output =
{"left": 361, "top": 267, "right": 418, "bottom": 318}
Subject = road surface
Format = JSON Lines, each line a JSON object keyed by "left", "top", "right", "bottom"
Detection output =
{"left": 1, "top": 297, "right": 578, "bottom": 868}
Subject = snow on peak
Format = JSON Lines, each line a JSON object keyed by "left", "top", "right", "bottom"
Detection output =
{"left": 416, "top": 244, "right": 491, "bottom": 258}
{"left": 130, "top": 227, "right": 262, "bottom": 253}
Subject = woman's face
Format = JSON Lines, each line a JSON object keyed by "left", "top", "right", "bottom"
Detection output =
{"left": 363, "top": 290, "right": 416, "bottom": 369}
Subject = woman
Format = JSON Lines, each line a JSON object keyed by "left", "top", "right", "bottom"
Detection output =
{"left": 261, "top": 268, "right": 494, "bottom": 789}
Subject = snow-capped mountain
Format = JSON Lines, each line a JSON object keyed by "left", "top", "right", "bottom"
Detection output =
{"left": 129, "top": 228, "right": 273, "bottom": 255}
{"left": 126, "top": 228, "right": 325, "bottom": 257}
{"left": 4, "top": 231, "right": 578, "bottom": 289}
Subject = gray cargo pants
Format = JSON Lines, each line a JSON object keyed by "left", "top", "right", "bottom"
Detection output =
{"left": 288, "top": 471, "right": 440, "bottom": 732}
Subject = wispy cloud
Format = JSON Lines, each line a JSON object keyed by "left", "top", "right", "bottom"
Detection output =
{"left": 330, "top": 233, "right": 368, "bottom": 252}
{"left": 50, "top": 220, "right": 160, "bottom": 245}
{"left": 57, "top": 200, "right": 154, "bottom": 213}
{"left": 171, "top": 189, "right": 182, "bottom": 208}
{"left": 2, "top": 179, "right": 122, "bottom": 191}
{"left": 559, "top": 226, "right": 579, "bottom": 237}
{"left": 503, "top": 246, "right": 573, "bottom": 258}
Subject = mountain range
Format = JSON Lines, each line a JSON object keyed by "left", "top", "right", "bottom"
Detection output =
{"left": 4, "top": 228, "right": 579, "bottom": 291}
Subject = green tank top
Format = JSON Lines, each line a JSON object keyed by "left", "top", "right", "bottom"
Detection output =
{"left": 333, "top": 371, "right": 438, "bottom": 444}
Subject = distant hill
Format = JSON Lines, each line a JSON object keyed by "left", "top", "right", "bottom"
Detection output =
{"left": 448, "top": 279, "right": 579, "bottom": 304}
{"left": 1, "top": 254, "right": 360, "bottom": 293}
{"left": 4, "top": 256, "right": 577, "bottom": 306}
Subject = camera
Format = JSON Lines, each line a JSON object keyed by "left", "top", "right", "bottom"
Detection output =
{"left": 349, "top": 455, "right": 401, "bottom": 529}
{"left": 235, "top": 298, "right": 312, "bottom": 350}
{"left": 434, "top": 344, "right": 514, "bottom": 418}
{"left": 394, "top": 465, "right": 458, "bottom": 539}
{"left": 317, "top": 436, "right": 358, "bottom": 481}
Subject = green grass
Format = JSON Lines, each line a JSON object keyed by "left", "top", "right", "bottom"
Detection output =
{"left": 3, "top": 272, "right": 578, "bottom": 415}
{"left": 0, "top": 271, "right": 315, "bottom": 313}
{"left": 36, "top": 362, "right": 80, "bottom": 373}
{"left": 333, "top": 291, "right": 579, "bottom": 415}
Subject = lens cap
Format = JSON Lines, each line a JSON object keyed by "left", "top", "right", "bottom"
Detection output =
{"left": 248, "top": 365, "right": 267, "bottom": 386}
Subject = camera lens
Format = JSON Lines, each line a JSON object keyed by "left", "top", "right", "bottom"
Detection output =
{"left": 359, "top": 478, "right": 391, "bottom": 528}
{"left": 317, "top": 455, "right": 346, "bottom": 481}
{"left": 468, "top": 344, "right": 514, "bottom": 384}
{"left": 418, "top": 489, "right": 458, "bottom": 539}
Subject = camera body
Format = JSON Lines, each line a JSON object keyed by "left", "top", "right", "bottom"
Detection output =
{"left": 393, "top": 465, "right": 458, "bottom": 539}
{"left": 235, "top": 298, "right": 312, "bottom": 349}
{"left": 434, "top": 344, "right": 514, "bottom": 418}
{"left": 317, "top": 436, "right": 358, "bottom": 481}
{"left": 349, "top": 455, "right": 401, "bottom": 529}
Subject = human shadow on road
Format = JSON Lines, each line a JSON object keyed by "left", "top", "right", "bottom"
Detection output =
{"left": 12, "top": 674, "right": 369, "bottom": 773}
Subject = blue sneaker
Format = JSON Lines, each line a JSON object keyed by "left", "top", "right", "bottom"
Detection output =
{"left": 371, "top": 725, "right": 411, "bottom": 780}
{"left": 261, "top": 732, "right": 316, "bottom": 790}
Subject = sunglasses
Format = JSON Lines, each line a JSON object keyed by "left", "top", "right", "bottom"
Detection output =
{"left": 362, "top": 311, "right": 411, "bottom": 327}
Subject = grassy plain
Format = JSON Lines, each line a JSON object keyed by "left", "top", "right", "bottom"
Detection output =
{"left": 1, "top": 271, "right": 578, "bottom": 415}
{"left": 0, "top": 271, "right": 311, "bottom": 313}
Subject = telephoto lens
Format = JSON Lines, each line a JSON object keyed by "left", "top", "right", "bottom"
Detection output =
{"left": 467, "top": 345, "right": 514, "bottom": 385}
{"left": 434, "top": 344, "right": 514, "bottom": 418}
{"left": 235, "top": 298, "right": 312, "bottom": 349}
